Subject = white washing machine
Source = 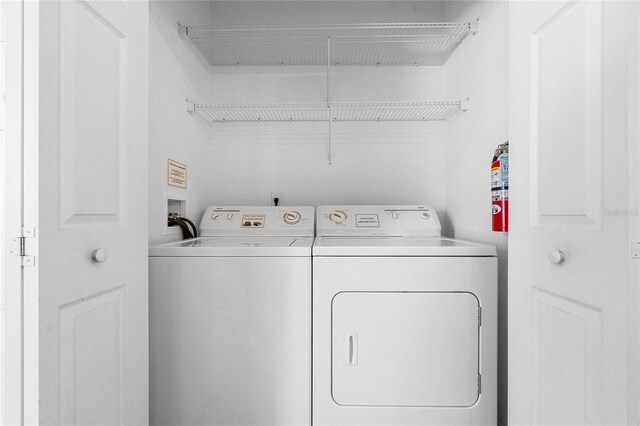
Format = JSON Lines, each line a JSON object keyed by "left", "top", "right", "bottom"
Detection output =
{"left": 149, "top": 206, "right": 314, "bottom": 426}
{"left": 313, "top": 205, "right": 497, "bottom": 426}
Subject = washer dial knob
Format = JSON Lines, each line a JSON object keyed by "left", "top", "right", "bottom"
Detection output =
{"left": 211, "top": 213, "right": 221, "bottom": 220}
{"left": 421, "top": 212, "right": 431, "bottom": 220}
{"left": 390, "top": 212, "right": 399, "bottom": 220}
{"left": 329, "top": 210, "right": 347, "bottom": 223}
{"left": 283, "top": 211, "right": 301, "bottom": 225}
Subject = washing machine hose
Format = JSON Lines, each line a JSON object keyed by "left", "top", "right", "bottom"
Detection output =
{"left": 168, "top": 216, "right": 194, "bottom": 239}
{"left": 178, "top": 217, "right": 198, "bottom": 238}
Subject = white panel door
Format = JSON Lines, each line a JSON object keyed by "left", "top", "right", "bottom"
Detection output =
{"left": 509, "top": 1, "right": 639, "bottom": 424}
{"left": 332, "top": 292, "right": 479, "bottom": 407}
{"left": 22, "top": 0, "right": 149, "bottom": 424}
{"left": 1, "top": 1, "right": 25, "bottom": 424}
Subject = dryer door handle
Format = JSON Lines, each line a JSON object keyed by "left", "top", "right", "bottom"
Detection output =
{"left": 347, "top": 334, "right": 358, "bottom": 366}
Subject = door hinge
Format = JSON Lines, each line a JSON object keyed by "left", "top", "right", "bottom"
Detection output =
{"left": 478, "top": 374, "right": 482, "bottom": 394}
{"left": 9, "top": 227, "right": 35, "bottom": 267}
{"left": 632, "top": 241, "right": 640, "bottom": 259}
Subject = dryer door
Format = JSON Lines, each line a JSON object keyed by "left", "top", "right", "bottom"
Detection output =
{"left": 332, "top": 291, "right": 479, "bottom": 407}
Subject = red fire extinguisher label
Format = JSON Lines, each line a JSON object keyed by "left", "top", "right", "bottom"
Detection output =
{"left": 491, "top": 152, "right": 509, "bottom": 232}
{"left": 491, "top": 161, "right": 501, "bottom": 189}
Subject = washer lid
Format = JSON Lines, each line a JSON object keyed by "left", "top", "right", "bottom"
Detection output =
{"left": 149, "top": 236, "right": 313, "bottom": 257}
{"left": 313, "top": 236, "right": 496, "bottom": 257}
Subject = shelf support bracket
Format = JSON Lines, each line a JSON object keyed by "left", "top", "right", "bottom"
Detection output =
{"left": 460, "top": 98, "right": 470, "bottom": 112}
{"left": 185, "top": 99, "right": 196, "bottom": 112}
{"left": 470, "top": 19, "right": 479, "bottom": 36}
{"left": 178, "top": 23, "right": 188, "bottom": 37}
{"left": 327, "top": 37, "right": 332, "bottom": 165}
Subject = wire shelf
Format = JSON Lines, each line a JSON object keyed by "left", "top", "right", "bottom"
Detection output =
{"left": 190, "top": 101, "right": 464, "bottom": 122}
{"left": 183, "top": 22, "right": 476, "bottom": 66}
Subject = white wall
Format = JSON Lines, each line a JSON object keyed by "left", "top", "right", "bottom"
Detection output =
{"left": 208, "top": 65, "right": 449, "bottom": 213}
{"left": 148, "top": 1, "right": 214, "bottom": 243}
{"left": 443, "top": 2, "right": 509, "bottom": 424}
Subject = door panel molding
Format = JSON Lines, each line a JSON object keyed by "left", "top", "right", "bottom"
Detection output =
{"left": 58, "top": 0, "right": 128, "bottom": 229}
{"left": 529, "top": 0, "right": 604, "bottom": 230}
{"left": 59, "top": 285, "right": 126, "bottom": 425}
{"left": 531, "top": 287, "right": 602, "bottom": 425}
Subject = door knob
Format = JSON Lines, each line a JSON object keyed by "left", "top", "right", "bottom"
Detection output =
{"left": 548, "top": 250, "right": 565, "bottom": 265}
{"left": 91, "top": 249, "right": 107, "bottom": 263}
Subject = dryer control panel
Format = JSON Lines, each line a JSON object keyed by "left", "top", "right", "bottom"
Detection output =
{"left": 316, "top": 205, "right": 441, "bottom": 237}
{"left": 200, "top": 206, "right": 315, "bottom": 237}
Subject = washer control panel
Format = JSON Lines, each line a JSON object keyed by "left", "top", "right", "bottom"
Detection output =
{"left": 317, "top": 205, "right": 441, "bottom": 237}
{"left": 201, "top": 206, "right": 314, "bottom": 236}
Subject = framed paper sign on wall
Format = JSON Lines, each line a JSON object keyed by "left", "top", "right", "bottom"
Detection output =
{"left": 168, "top": 159, "right": 187, "bottom": 189}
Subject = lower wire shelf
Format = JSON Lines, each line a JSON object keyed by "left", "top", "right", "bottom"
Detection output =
{"left": 187, "top": 100, "right": 467, "bottom": 122}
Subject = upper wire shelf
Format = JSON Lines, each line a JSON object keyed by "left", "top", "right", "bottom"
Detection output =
{"left": 188, "top": 100, "right": 466, "bottom": 122}
{"left": 181, "top": 22, "right": 478, "bottom": 66}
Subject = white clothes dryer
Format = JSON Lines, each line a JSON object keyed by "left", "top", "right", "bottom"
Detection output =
{"left": 149, "top": 206, "right": 314, "bottom": 426}
{"left": 312, "top": 205, "right": 497, "bottom": 426}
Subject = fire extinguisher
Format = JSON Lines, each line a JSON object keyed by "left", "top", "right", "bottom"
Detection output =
{"left": 491, "top": 141, "right": 509, "bottom": 232}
